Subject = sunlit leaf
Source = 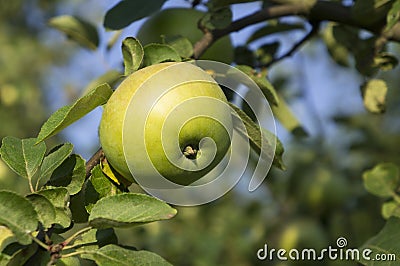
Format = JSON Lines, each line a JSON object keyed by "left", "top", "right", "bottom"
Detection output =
{"left": 229, "top": 102, "right": 284, "bottom": 170}
{"left": 143, "top": 43, "right": 181, "bottom": 66}
{"left": 382, "top": 201, "right": 400, "bottom": 219}
{"left": 122, "top": 37, "right": 144, "bottom": 76}
{"left": 90, "top": 244, "right": 172, "bottom": 266}
{"left": 386, "top": 0, "right": 400, "bottom": 30}
{"left": 163, "top": 35, "right": 194, "bottom": 58}
{"left": 26, "top": 193, "right": 56, "bottom": 229}
{"left": 36, "top": 83, "right": 113, "bottom": 143}
{"left": 89, "top": 193, "right": 177, "bottom": 228}
{"left": 48, "top": 15, "right": 99, "bottom": 50}
{"left": 82, "top": 70, "right": 122, "bottom": 96}
{"left": 0, "top": 191, "right": 38, "bottom": 245}
{"left": 0, "top": 226, "right": 16, "bottom": 252}
{"left": 363, "top": 163, "right": 399, "bottom": 197}
{"left": 361, "top": 79, "right": 388, "bottom": 114}
{"left": 0, "top": 137, "right": 46, "bottom": 179}
{"left": 37, "top": 188, "right": 71, "bottom": 228}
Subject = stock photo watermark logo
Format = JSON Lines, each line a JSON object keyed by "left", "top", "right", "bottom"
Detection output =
{"left": 121, "top": 61, "right": 276, "bottom": 206}
{"left": 257, "top": 237, "right": 397, "bottom": 262}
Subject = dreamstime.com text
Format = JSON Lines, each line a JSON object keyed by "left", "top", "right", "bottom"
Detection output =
{"left": 257, "top": 237, "right": 397, "bottom": 262}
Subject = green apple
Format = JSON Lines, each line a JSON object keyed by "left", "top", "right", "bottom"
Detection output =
{"left": 99, "top": 62, "right": 233, "bottom": 185}
{"left": 136, "top": 8, "right": 234, "bottom": 64}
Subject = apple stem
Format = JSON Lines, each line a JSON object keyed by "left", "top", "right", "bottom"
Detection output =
{"left": 183, "top": 145, "right": 198, "bottom": 160}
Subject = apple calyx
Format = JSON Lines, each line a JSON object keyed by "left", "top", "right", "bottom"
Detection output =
{"left": 183, "top": 145, "right": 198, "bottom": 160}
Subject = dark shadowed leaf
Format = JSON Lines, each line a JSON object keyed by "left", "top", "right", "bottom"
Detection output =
{"left": 75, "top": 228, "right": 118, "bottom": 261}
{"left": 0, "top": 191, "right": 38, "bottom": 245}
{"left": 247, "top": 22, "right": 305, "bottom": 44}
{"left": 46, "top": 154, "right": 86, "bottom": 195}
{"left": 48, "top": 15, "right": 99, "bottom": 50}
{"left": 0, "top": 137, "right": 46, "bottom": 179}
{"left": 89, "top": 193, "right": 177, "bottom": 228}
{"left": 36, "top": 84, "right": 113, "bottom": 143}
{"left": 122, "top": 37, "right": 144, "bottom": 76}
{"left": 362, "top": 163, "right": 399, "bottom": 197}
{"left": 26, "top": 194, "right": 56, "bottom": 229}
{"left": 143, "top": 43, "right": 181, "bottom": 66}
{"left": 90, "top": 244, "right": 172, "bottom": 266}
{"left": 39, "top": 143, "right": 74, "bottom": 184}
{"left": 359, "top": 217, "right": 400, "bottom": 265}
{"left": 104, "top": 0, "right": 166, "bottom": 30}
{"left": 37, "top": 188, "right": 71, "bottom": 228}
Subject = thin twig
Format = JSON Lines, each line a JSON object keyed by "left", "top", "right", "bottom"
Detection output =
{"left": 62, "top": 226, "right": 92, "bottom": 247}
{"left": 193, "top": 1, "right": 400, "bottom": 60}
{"left": 263, "top": 22, "right": 320, "bottom": 68}
{"left": 29, "top": 233, "right": 50, "bottom": 250}
{"left": 85, "top": 148, "right": 104, "bottom": 178}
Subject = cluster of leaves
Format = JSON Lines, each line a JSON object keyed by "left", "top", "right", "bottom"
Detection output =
{"left": 0, "top": 136, "right": 176, "bottom": 265}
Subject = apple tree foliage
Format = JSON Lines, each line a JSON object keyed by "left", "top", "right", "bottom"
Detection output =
{"left": 1, "top": 0, "right": 400, "bottom": 265}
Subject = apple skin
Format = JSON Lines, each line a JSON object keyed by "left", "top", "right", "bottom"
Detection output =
{"left": 99, "top": 62, "right": 232, "bottom": 185}
{"left": 136, "top": 8, "right": 234, "bottom": 64}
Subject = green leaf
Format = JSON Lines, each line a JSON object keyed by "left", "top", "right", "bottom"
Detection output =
{"left": 82, "top": 70, "right": 122, "bottom": 96}
{"left": 46, "top": 154, "right": 86, "bottom": 195}
{"left": 255, "top": 42, "right": 280, "bottom": 65}
{"left": 247, "top": 22, "right": 305, "bottom": 44}
{"left": 373, "top": 52, "right": 399, "bottom": 71}
{"left": 361, "top": 79, "right": 388, "bottom": 114}
{"left": 48, "top": 15, "right": 99, "bottom": 50}
{"left": 74, "top": 228, "right": 118, "bottom": 260}
{"left": 382, "top": 201, "right": 400, "bottom": 219}
{"left": 37, "top": 188, "right": 71, "bottom": 228}
{"left": 36, "top": 83, "right": 113, "bottom": 143}
{"left": 0, "top": 191, "right": 38, "bottom": 245}
{"left": 200, "top": 7, "right": 232, "bottom": 30}
{"left": 104, "top": 0, "right": 166, "bottom": 30}
{"left": 3, "top": 243, "right": 37, "bottom": 266}
{"left": 88, "top": 193, "right": 177, "bottom": 228}
{"left": 84, "top": 165, "right": 123, "bottom": 213}
{"left": 0, "top": 137, "right": 46, "bottom": 179}
{"left": 322, "top": 23, "right": 350, "bottom": 67}
{"left": 229, "top": 103, "right": 285, "bottom": 170}
{"left": 0, "top": 226, "right": 16, "bottom": 252}
{"left": 90, "top": 244, "right": 172, "bottom": 266}
{"left": 359, "top": 217, "right": 400, "bottom": 265}
{"left": 271, "top": 94, "right": 308, "bottom": 137}
{"left": 234, "top": 65, "right": 279, "bottom": 106}
{"left": 143, "top": 43, "right": 181, "bottom": 66}
{"left": 26, "top": 194, "right": 56, "bottom": 229}
{"left": 122, "top": 37, "right": 144, "bottom": 76}
{"left": 39, "top": 143, "right": 74, "bottom": 184}
{"left": 386, "top": 0, "right": 400, "bottom": 31}
{"left": 363, "top": 163, "right": 399, "bottom": 197}
{"left": 163, "top": 35, "right": 194, "bottom": 59}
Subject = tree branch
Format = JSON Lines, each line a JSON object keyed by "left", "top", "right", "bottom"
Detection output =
{"left": 193, "top": 1, "right": 400, "bottom": 60}
{"left": 85, "top": 147, "right": 104, "bottom": 178}
{"left": 263, "top": 21, "right": 320, "bottom": 67}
